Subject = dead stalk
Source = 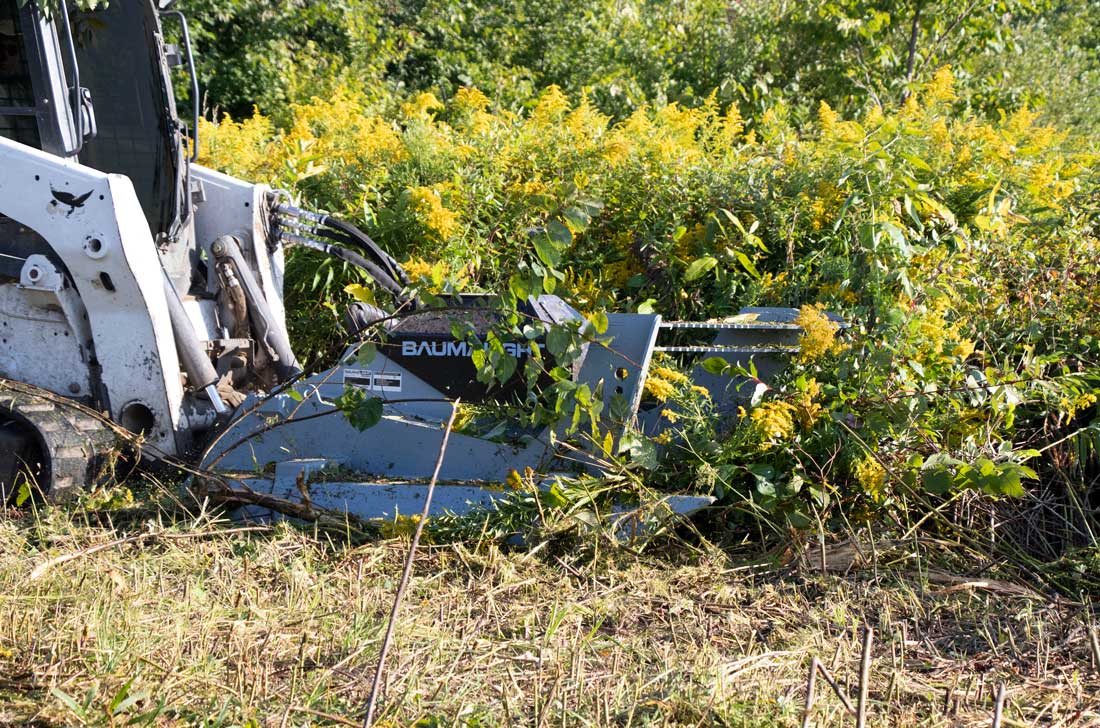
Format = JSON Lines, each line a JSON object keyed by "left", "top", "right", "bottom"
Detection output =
{"left": 1088, "top": 624, "right": 1100, "bottom": 674}
{"left": 362, "top": 401, "right": 460, "bottom": 728}
{"left": 801, "top": 653, "right": 858, "bottom": 728}
{"left": 856, "top": 626, "right": 873, "bottom": 728}
{"left": 991, "top": 683, "right": 1006, "bottom": 728}
{"left": 801, "top": 657, "right": 819, "bottom": 728}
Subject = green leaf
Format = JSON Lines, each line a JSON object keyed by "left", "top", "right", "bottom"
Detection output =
{"left": 733, "top": 250, "right": 760, "bottom": 279}
{"left": 618, "top": 430, "right": 658, "bottom": 470}
{"left": 549, "top": 366, "right": 572, "bottom": 381}
{"left": 546, "top": 326, "right": 571, "bottom": 358}
{"left": 684, "top": 255, "right": 718, "bottom": 282}
{"left": 343, "top": 393, "right": 383, "bottom": 431}
{"left": 786, "top": 510, "right": 812, "bottom": 529}
{"left": 15, "top": 480, "right": 31, "bottom": 506}
{"left": 700, "top": 356, "right": 729, "bottom": 375}
{"left": 509, "top": 273, "right": 532, "bottom": 301}
{"left": 589, "top": 310, "right": 609, "bottom": 335}
{"left": 50, "top": 688, "right": 87, "bottom": 719}
{"left": 356, "top": 342, "right": 377, "bottom": 365}
{"left": 547, "top": 219, "right": 573, "bottom": 246}
{"left": 921, "top": 468, "right": 954, "bottom": 495}
{"left": 494, "top": 353, "right": 517, "bottom": 382}
{"left": 344, "top": 283, "right": 376, "bottom": 305}
{"left": 532, "top": 231, "right": 560, "bottom": 267}
{"left": 563, "top": 206, "right": 591, "bottom": 232}
{"left": 900, "top": 152, "right": 932, "bottom": 172}
{"left": 637, "top": 299, "right": 657, "bottom": 314}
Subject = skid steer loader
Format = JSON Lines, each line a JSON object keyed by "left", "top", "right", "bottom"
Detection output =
{"left": 0, "top": 0, "right": 833, "bottom": 519}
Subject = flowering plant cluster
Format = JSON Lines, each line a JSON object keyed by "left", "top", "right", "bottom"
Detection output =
{"left": 199, "top": 67, "right": 1099, "bottom": 541}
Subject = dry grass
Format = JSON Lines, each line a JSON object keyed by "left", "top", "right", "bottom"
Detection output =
{"left": 1, "top": 505, "right": 1098, "bottom": 727}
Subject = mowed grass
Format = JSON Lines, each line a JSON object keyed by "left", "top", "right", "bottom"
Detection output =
{"left": 1, "top": 505, "right": 1098, "bottom": 727}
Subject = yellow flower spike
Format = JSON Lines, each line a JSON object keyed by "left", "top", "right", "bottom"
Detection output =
{"left": 402, "top": 92, "right": 444, "bottom": 120}
{"left": 643, "top": 377, "right": 676, "bottom": 402}
{"left": 853, "top": 457, "right": 887, "bottom": 502}
{"left": 454, "top": 86, "right": 490, "bottom": 113}
{"left": 817, "top": 100, "right": 839, "bottom": 137}
{"left": 795, "top": 304, "right": 840, "bottom": 364}
{"left": 952, "top": 339, "right": 976, "bottom": 361}
{"left": 406, "top": 186, "right": 459, "bottom": 239}
{"left": 660, "top": 409, "right": 679, "bottom": 423}
{"left": 649, "top": 366, "right": 690, "bottom": 385}
{"left": 926, "top": 66, "right": 956, "bottom": 103}
{"left": 750, "top": 401, "right": 797, "bottom": 444}
{"left": 901, "top": 93, "right": 921, "bottom": 116}
{"left": 530, "top": 85, "right": 571, "bottom": 124}
{"left": 721, "top": 104, "right": 745, "bottom": 141}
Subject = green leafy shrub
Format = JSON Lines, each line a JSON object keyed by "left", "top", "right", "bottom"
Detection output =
{"left": 198, "top": 69, "right": 1099, "bottom": 567}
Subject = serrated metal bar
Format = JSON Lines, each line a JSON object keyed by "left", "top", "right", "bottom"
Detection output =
{"left": 659, "top": 321, "right": 803, "bottom": 330}
{"left": 652, "top": 345, "right": 799, "bottom": 354}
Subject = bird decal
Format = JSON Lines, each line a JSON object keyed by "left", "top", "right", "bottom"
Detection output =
{"left": 50, "top": 188, "right": 94, "bottom": 217}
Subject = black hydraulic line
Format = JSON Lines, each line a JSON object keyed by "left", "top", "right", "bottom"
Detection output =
{"left": 321, "top": 215, "right": 410, "bottom": 286}
{"left": 278, "top": 231, "right": 409, "bottom": 303}
{"left": 281, "top": 222, "right": 406, "bottom": 289}
{"left": 275, "top": 204, "right": 409, "bottom": 286}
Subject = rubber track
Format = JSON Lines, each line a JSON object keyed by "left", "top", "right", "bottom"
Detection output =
{"left": 0, "top": 382, "right": 115, "bottom": 501}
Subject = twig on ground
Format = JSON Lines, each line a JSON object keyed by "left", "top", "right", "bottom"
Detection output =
{"left": 1088, "top": 623, "right": 1100, "bottom": 674}
{"left": 992, "top": 682, "right": 1006, "bottom": 728}
{"left": 801, "top": 657, "right": 819, "bottom": 728}
{"left": 362, "top": 400, "right": 460, "bottom": 728}
{"left": 800, "top": 654, "right": 857, "bottom": 728}
{"left": 857, "top": 626, "right": 873, "bottom": 728}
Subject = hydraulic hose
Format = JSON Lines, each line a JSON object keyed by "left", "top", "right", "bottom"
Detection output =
{"left": 278, "top": 231, "right": 407, "bottom": 301}
{"left": 274, "top": 204, "right": 410, "bottom": 287}
{"left": 321, "top": 215, "right": 411, "bottom": 286}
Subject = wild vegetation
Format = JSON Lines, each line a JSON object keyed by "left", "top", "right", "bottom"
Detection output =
{"left": 3, "top": 0, "right": 1100, "bottom": 724}
{"left": 193, "top": 9, "right": 1100, "bottom": 589}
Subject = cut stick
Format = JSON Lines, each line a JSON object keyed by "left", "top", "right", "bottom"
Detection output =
{"left": 856, "top": 627, "right": 873, "bottom": 728}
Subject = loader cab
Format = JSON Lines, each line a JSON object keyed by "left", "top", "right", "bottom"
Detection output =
{"left": 0, "top": 0, "right": 191, "bottom": 246}
{"left": 0, "top": 0, "right": 81, "bottom": 154}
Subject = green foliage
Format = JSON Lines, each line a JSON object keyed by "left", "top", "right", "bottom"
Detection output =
{"left": 178, "top": 0, "right": 1100, "bottom": 127}
{"left": 187, "top": 0, "right": 1100, "bottom": 578}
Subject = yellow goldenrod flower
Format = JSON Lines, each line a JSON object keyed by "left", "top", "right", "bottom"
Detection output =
{"left": 402, "top": 92, "right": 444, "bottom": 120}
{"left": 649, "top": 366, "right": 690, "bottom": 385}
{"left": 407, "top": 186, "right": 459, "bottom": 239}
{"left": 926, "top": 66, "right": 956, "bottom": 103}
{"left": 853, "top": 457, "right": 887, "bottom": 501}
{"left": 454, "top": 86, "right": 490, "bottom": 113}
{"left": 644, "top": 377, "right": 677, "bottom": 402}
{"left": 750, "top": 401, "right": 797, "bottom": 444}
{"left": 818, "top": 100, "right": 839, "bottom": 137}
{"left": 796, "top": 304, "right": 840, "bottom": 363}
